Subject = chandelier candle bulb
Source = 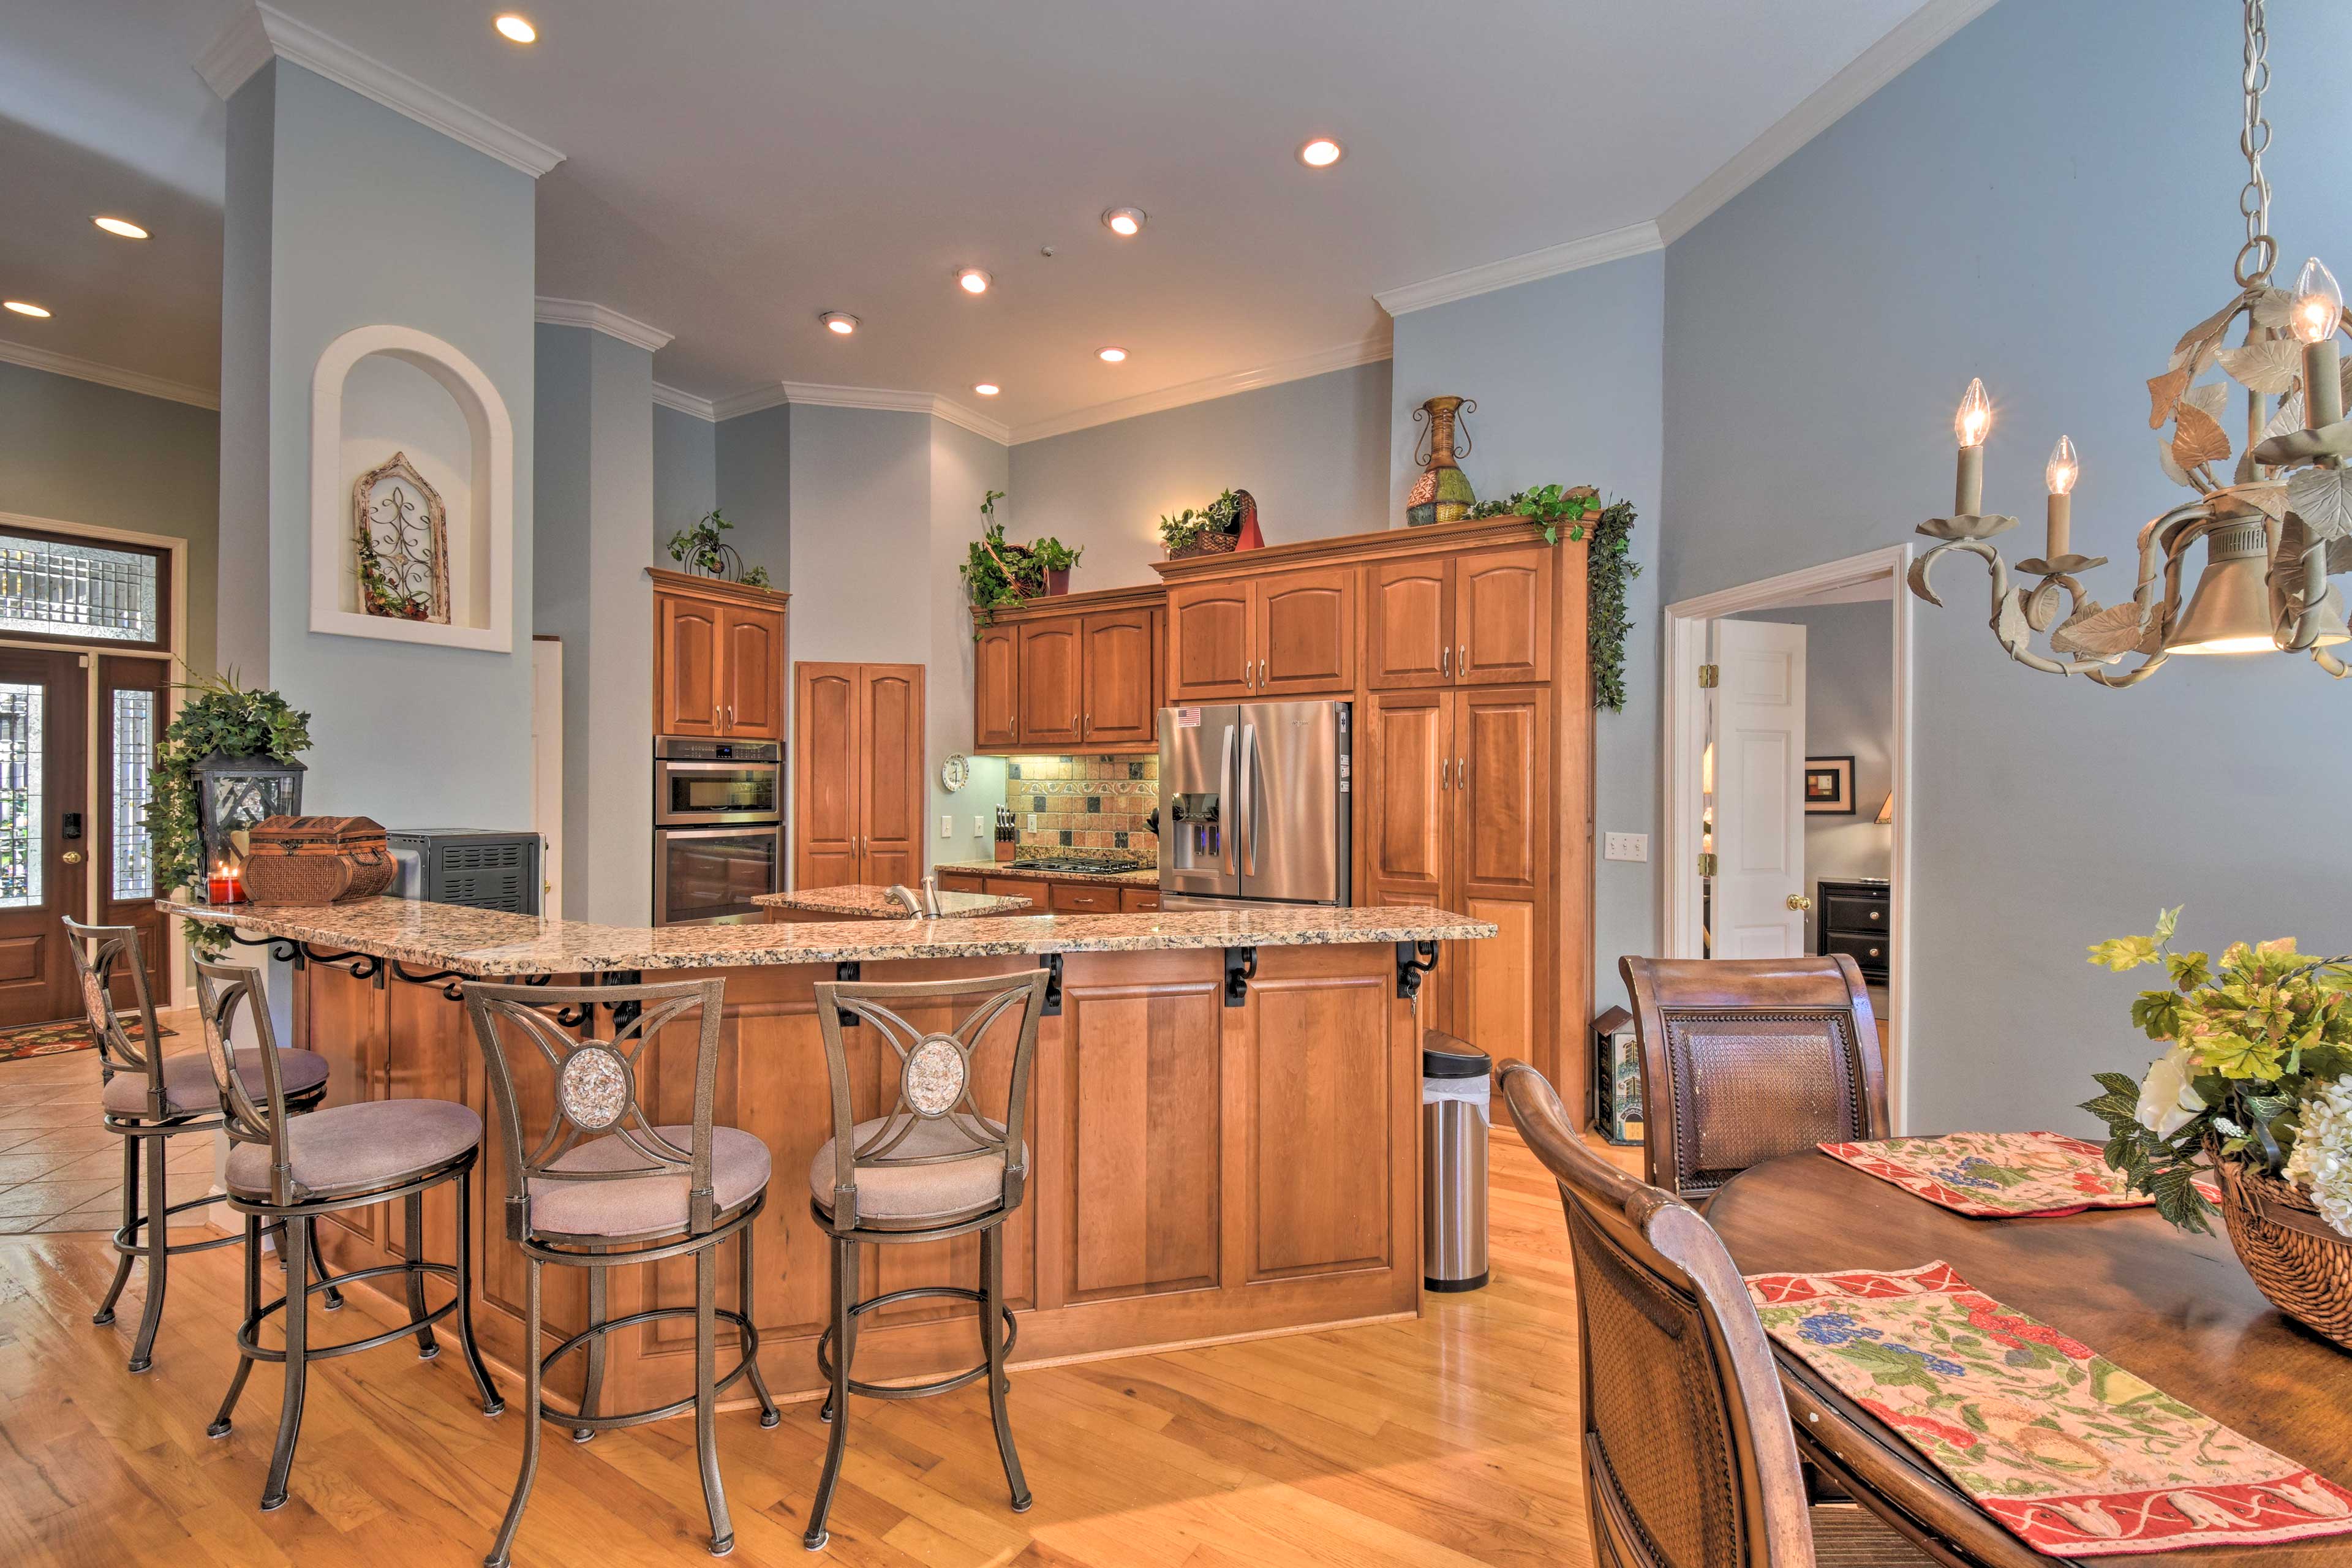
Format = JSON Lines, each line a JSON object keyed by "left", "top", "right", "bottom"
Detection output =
{"left": 1953, "top": 377, "right": 1991, "bottom": 516}
{"left": 2045, "top": 435, "right": 2078, "bottom": 559}
{"left": 2293, "top": 258, "right": 2345, "bottom": 428}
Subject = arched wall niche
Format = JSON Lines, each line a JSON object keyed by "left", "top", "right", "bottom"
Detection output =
{"left": 309, "top": 324, "right": 514, "bottom": 651}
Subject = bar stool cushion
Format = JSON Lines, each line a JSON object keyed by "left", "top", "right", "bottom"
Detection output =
{"left": 226, "top": 1098, "right": 481, "bottom": 1199}
{"left": 105, "top": 1048, "right": 330, "bottom": 1120}
{"left": 526, "top": 1125, "right": 772, "bottom": 1238}
{"left": 809, "top": 1116, "right": 1022, "bottom": 1224}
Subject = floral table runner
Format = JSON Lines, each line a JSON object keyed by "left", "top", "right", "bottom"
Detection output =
{"left": 1747, "top": 1261, "right": 2352, "bottom": 1556}
{"left": 1820, "top": 1131, "right": 2217, "bottom": 1218}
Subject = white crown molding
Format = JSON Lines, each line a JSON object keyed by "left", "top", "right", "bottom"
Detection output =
{"left": 195, "top": 2, "right": 565, "bottom": 178}
{"left": 1008, "top": 337, "right": 1392, "bottom": 446}
{"left": 1656, "top": 0, "right": 1998, "bottom": 244}
{"left": 0, "top": 339, "right": 219, "bottom": 410}
{"left": 652, "top": 382, "right": 717, "bottom": 421}
{"left": 1374, "top": 222, "right": 1664, "bottom": 318}
{"left": 692, "top": 380, "right": 1012, "bottom": 443}
{"left": 534, "top": 297, "right": 673, "bottom": 353}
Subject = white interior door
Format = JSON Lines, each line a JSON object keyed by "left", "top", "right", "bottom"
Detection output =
{"left": 1711, "top": 618, "right": 1806, "bottom": 958}
{"left": 530, "top": 638, "right": 563, "bottom": 916}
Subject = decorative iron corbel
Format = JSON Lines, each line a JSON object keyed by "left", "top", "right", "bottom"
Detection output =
{"left": 1037, "top": 952, "right": 1063, "bottom": 1017}
{"left": 1223, "top": 946, "right": 1257, "bottom": 1008}
{"left": 1396, "top": 941, "right": 1439, "bottom": 1003}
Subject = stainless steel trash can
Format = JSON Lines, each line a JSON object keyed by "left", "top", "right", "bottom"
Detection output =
{"left": 1421, "top": 1035, "right": 1491, "bottom": 1292}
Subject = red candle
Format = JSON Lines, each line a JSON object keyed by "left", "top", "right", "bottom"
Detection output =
{"left": 208, "top": 865, "right": 244, "bottom": 905}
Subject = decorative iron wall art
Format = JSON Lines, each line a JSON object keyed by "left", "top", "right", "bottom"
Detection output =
{"left": 351, "top": 451, "right": 451, "bottom": 624}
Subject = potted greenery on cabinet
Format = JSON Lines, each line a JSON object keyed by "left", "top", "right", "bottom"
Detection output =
{"left": 961, "top": 489, "right": 1085, "bottom": 627}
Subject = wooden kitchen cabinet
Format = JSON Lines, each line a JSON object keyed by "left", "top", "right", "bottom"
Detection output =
{"left": 1365, "top": 556, "right": 1453, "bottom": 690}
{"left": 1166, "top": 567, "right": 1356, "bottom": 702}
{"left": 793, "top": 661, "right": 925, "bottom": 889}
{"left": 1455, "top": 546, "right": 1552, "bottom": 686}
{"left": 971, "top": 584, "right": 1166, "bottom": 755}
{"left": 650, "top": 568, "right": 790, "bottom": 739}
{"left": 974, "top": 625, "right": 1019, "bottom": 748}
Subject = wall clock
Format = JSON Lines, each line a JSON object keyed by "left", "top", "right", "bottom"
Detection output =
{"left": 939, "top": 753, "right": 971, "bottom": 793}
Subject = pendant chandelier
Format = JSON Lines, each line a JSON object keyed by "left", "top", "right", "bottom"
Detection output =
{"left": 1910, "top": 0, "right": 2352, "bottom": 686}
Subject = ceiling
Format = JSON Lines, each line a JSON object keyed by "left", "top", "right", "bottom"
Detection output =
{"left": 0, "top": 0, "right": 1954, "bottom": 437}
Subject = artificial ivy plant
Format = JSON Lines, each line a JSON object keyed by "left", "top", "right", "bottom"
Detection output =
{"left": 151, "top": 669, "right": 314, "bottom": 954}
{"left": 1466, "top": 485, "right": 1642, "bottom": 713}
{"left": 666, "top": 509, "right": 772, "bottom": 588}
{"left": 1157, "top": 489, "right": 1245, "bottom": 554}
{"left": 960, "top": 489, "right": 1084, "bottom": 630}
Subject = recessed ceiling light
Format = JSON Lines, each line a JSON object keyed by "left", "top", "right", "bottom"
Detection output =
{"left": 1097, "top": 346, "right": 1127, "bottom": 363}
{"left": 820, "top": 311, "right": 859, "bottom": 334}
{"left": 1102, "top": 206, "right": 1147, "bottom": 237}
{"left": 494, "top": 14, "right": 537, "bottom": 43}
{"left": 973, "top": 383, "right": 1000, "bottom": 397}
{"left": 1298, "top": 137, "right": 1344, "bottom": 168}
{"left": 4, "top": 301, "right": 51, "bottom": 318}
{"left": 92, "top": 217, "right": 149, "bottom": 239}
{"left": 956, "top": 268, "right": 992, "bottom": 295}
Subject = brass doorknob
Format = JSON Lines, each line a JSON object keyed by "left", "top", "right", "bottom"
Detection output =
{"left": 62, "top": 850, "right": 84, "bottom": 864}
{"left": 1785, "top": 893, "right": 1812, "bottom": 911}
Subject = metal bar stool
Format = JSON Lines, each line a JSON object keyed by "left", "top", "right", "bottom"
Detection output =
{"left": 64, "top": 918, "right": 342, "bottom": 1373}
{"left": 802, "top": 969, "right": 1050, "bottom": 1551}
{"left": 192, "top": 956, "right": 502, "bottom": 1510}
{"left": 464, "top": 977, "right": 779, "bottom": 1566}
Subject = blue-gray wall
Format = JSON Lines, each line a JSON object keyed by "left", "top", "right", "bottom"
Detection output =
{"left": 0, "top": 361, "right": 219, "bottom": 677}
{"left": 1660, "top": 0, "right": 2352, "bottom": 1131}
{"left": 1006, "top": 361, "right": 1393, "bottom": 587}
{"left": 220, "top": 59, "right": 537, "bottom": 831}
{"left": 1392, "top": 253, "right": 1666, "bottom": 1001}
{"left": 713, "top": 403, "right": 790, "bottom": 591}
{"left": 655, "top": 401, "right": 717, "bottom": 563}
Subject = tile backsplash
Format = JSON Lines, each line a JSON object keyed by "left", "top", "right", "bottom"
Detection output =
{"left": 1006, "top": 756, "right": 1158, "bottom": 854}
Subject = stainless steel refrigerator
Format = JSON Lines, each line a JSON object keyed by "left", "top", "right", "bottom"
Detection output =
{"left": 1159, "top": 699, "right": 1351, "bottom": 909}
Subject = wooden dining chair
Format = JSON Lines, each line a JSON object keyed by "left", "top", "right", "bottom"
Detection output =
{"left": 1497, "top": 1058, "right": 1936, "bottom": 1567}
{"left": 1620, "top": 956, "right": 1888, "bottom": 1204}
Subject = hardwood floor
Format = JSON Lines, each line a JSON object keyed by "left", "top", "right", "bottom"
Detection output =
{"left": 0, "top": 1016, "right": 217, "bottom": 1232}
{"left": 0, "top": 1113, "right": 1633, "bottom": 1567}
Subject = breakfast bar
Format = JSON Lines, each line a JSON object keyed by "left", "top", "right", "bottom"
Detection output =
{"left": 164, "top": 895, "right": 1491, "bottom": 1417}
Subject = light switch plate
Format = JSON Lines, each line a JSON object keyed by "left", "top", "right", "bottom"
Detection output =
{"left": 1604, "top": 832, "right": 1649, "bottom": 863}
{"left": 940, "top": 814, "right": 954, "bottom": 839}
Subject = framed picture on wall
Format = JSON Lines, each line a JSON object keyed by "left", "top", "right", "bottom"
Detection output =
{"left": 1804, "top": 756, "right": 1855, "bottom": 815}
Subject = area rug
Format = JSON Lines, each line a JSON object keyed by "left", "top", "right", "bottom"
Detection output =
{"left": 1747, "top": 1260, "right": 2352, "bottom": 1556}
{"left": 0, "top": 1016, "right": 174, "bottom": 1065}
{"left": 1820, "top": 1131, "right": 2218, "bottom": 1218}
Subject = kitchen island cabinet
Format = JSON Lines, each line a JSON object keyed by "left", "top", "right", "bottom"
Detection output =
{"left": 165, "top": 895, "right": 1488, "bottom": 1418}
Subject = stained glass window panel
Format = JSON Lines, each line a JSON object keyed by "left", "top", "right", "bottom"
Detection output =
{"left": 0, "top": 534, "right": 160, "bottom": 644}
{"left": 0, "top": 684, "right": 43, "bottom": 908}
{"left": 112, "top": 688, "right": 154, "bottom": 900}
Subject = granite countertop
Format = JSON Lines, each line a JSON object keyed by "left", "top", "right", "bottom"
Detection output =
{"left": 934, "top": 859, "right": 1159, "bottom": 888}
{"left": 752, "top": 885, "right": 1032, "bottom": 918}
{"left": 161, "top": 895, "right": 1494, "bottom": 976}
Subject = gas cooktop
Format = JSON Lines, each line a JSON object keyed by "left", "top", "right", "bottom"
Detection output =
{"left": 1008, "top": 856, "right": 1148, "bottom": 874}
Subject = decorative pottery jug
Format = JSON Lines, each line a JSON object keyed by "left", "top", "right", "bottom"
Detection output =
{"left": 1234, "top": 489, "right": 1264, "bottom": 551}
{"left": 1407, "top": 396, "right": 1477, "bottom": 527}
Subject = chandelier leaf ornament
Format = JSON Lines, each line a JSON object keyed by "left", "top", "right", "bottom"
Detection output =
{"left": 1910, "top": 0, "right": 2352, "bottom": 685}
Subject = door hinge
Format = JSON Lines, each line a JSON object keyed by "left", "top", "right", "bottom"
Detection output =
{"left": 1697, "top": 663, "right": 1719, "bottom": 688}
{"left": 1697, "top": 852, "right": 1717, "bottom": 877}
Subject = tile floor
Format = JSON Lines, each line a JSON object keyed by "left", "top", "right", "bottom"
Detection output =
{"left": 0, "top": 1012, "right": 219, "bottom": 1234}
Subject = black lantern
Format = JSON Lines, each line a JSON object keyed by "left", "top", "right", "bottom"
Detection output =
{"left": 193, "top": 751, "right": 306, "bottom": 888}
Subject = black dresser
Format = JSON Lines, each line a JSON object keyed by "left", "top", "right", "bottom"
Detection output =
{"left": 1815, "top": 876, "right": 1890, "bottom": 982}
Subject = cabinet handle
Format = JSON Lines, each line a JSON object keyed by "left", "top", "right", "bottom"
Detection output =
{"left": 1260, "top": 658, "right": 1268, "bottom": 685}
{"left": 1458, "top": 756, "right": 1467, "bottom": 787}
{"left": 726, "top": 703, "right": 736, "bottom": 731}
{"left": 1244, "top": 662, "right": 1253, "bottom": 690}
{"left": 712, "top": 703, "right": 720, "bottom": 729}
{"left": 1440, "top": 758, "right": 1449, "bottom": 790}
{"left": 1440, "top": 645, "right": 1450, "bottom": 675}
{"left": 1458, "top": 643, "right": 1467, "bottom": 674}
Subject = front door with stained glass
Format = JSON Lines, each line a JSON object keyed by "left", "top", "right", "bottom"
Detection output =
{"left": 0, "top": 649, "right": 86, "bottom": 1027}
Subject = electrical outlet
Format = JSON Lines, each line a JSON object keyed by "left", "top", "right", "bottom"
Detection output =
{"left": 1604, "top": 832, "right": 1649, "bottom": 863}
{"left": 940, "top": 813, "right": 954, "bottom": 839}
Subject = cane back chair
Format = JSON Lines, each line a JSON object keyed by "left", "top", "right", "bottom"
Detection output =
{"left": 1497, "top": 1060, "right": 1934, "bottom": 1567}
{"left": 194, "top": 955, "right": 500, "bottom": 1511}
{"left": 802, "top": 968, "right": 1050, "bottom": 1550}
{"left": 65, "top": 918, "right": 340, "bottom": 1373}
{"left": 465, "top": 976, "right": 778, "bottom": 1566}
{"left": 1619, "top": 956, "right": 1888, "bottom": 1204}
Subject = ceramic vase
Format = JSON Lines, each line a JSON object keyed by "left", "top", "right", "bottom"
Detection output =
{"left": 1407, "top": 396, "right": 1477, "bottom": 527}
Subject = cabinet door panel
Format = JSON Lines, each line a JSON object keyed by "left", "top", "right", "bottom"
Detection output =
{"left": 1248, "top": 960, "right": 1392, "bottom": 1280}
{"left": 720, "top": 605, "right": 785, "bottom": 737}
{"left": 974, "top": 625, "right": 1019, "bottom": 749}
{"left": 1366, "top": 558, "right": 1453, "bottom": 689}
{"left": 1165, "top": 580, "right": 1253, "bottom": 701}
{"left": 793, "top": 663, "right": 862, "bottom": 889}
{"left": 1364, "top": 690, "right": 1449, "bottom": 903}
{"left": 1452, "top": 687, "right": 1548, "bottom": 1065}
{"left": 859, "top": 664, "right": 925, "bottom": 887}
{"left": 1254, "top": 567, "right": 1355, "bottom": 695}
{"left": 1080, "top": 611, "right": 1156, "bottom": 747}
{"left": 1455, "top": 546, "right": 1552, "bottom": 685}
{"left": 656, "top": 593, "right": 722, "bottom": 736}
{"left": 1017, "top": 621, "right": 1083, "bottom": 748}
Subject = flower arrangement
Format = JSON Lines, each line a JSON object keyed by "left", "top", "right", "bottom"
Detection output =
{"left": 2081, "top": 907, "right": 2352, "bottom": 1234}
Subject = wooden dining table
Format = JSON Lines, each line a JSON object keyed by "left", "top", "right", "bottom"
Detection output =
{"left": 1708, "top": 1150, "right": 2352, "bottom": 1568}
